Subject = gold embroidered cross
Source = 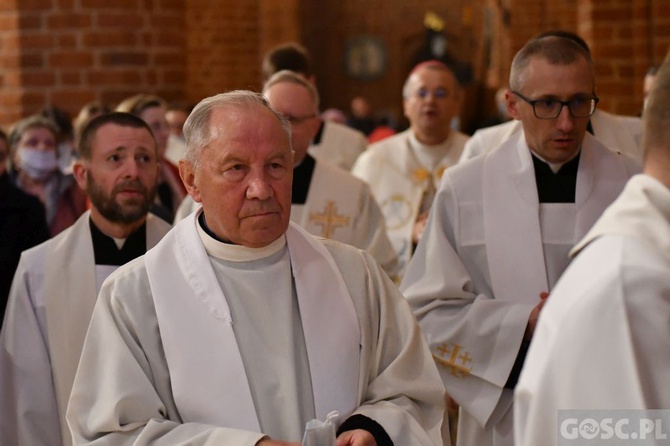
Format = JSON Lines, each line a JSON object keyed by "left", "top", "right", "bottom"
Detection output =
{"left": 309, "top": 201, "right": 350, "bottom": 238}
{"left": 434, "top": 343, "right": 472, "bottom": 378}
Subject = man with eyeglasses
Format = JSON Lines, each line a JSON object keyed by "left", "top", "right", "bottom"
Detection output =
{"left": 515, "top": 52, "right": 670, "bottom": 446}
{"left": 401, "top": 36, "right": 640, "bottom": 446}
{"left": 460, "top": 31, "right": 643, "bottom": 163}
{"left": 352, "top": 60, "right": 469, "bottom": 280}
{"left": 264, "top": 70, "right": 398, "bottom": 279}
{"left": 262, "top": 42, "right": 368, "bottom": 172}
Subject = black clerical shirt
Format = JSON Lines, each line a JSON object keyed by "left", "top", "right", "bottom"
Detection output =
{"left": 532, "top": 151, "right": 581, "bottom": 203}
{"left": 89, "top": 218, "right": 147, "bottom": 266}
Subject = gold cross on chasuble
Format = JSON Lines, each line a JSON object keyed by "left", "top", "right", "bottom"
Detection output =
{"left": 309, "top": 201, "right": 350, "bottom": 238}
{"left": 434, "top": 343, "right": 473, "bottom": 378}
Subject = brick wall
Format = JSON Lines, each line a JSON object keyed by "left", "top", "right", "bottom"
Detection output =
{"left": 0, "top": 0, "right": 187, "bottom": 128}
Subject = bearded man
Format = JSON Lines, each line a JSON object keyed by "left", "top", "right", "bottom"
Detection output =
{"left": 0, "top": 112, "right": 171, "bottom": 446}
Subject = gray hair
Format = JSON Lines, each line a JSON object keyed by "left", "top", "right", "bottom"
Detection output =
{"left": 509, "top": 36, "right": 594, "bottom": 91}
{"left": 262, "top": 70, "right": 320, "bottom": 113}
{"left": 183, "top": 90, "right": 292, "bottom": 170}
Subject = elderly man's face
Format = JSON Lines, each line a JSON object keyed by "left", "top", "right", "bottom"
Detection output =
{"left": 507, "top": 56, "right": 595, "bottom": 164}
{"left": 184, "top": 105, "right": 294, "bottom": 248}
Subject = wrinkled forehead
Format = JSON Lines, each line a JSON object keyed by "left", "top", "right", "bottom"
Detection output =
{"left": 209, "top": 105, "right": 290, "bottom": 147}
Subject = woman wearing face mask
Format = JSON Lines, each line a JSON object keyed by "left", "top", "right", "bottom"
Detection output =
{"left": 8, "top": 115, "right": 87, "bottom": 236}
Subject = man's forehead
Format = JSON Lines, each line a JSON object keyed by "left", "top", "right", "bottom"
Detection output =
{"left": 521, "top": 57, "right": 594, "bottom": 92}
{"left": 93, "top": 124, "right": 155, "bottom": 150}
{"left": 409, "top": 67, "right": 455, "bottom": 88}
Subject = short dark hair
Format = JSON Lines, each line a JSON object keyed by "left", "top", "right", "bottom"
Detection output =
{"left": 510, "top": 36, "right": 594, "bottom": 91}
{"left": 78, "top": 112, "right": 156, "bottom": 160}
{"left": 262, "top": 42, "right": 312, "bottom": 81}
{"left": 533, "top": 30, "right": 591, "bottom": 54}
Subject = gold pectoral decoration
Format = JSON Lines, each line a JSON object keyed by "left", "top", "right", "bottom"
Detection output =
{"left": 412, "top": 167, "right": 431, "bottom": 184}
{"left": 309, "top": 201, "right": 350, "bottom": 238}
{"left": 434, "top": 343, "right": 472, "bottom": 378}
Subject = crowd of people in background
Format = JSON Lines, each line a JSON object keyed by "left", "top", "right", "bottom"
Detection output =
{"left": 0, "top": 29, "right": 665, "bottom": 446}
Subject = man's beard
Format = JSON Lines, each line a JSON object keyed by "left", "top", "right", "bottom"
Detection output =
{"left": 87, "top": 174, "right": 156, "bottom": 225}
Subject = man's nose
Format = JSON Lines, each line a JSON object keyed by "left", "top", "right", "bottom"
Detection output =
{"left": 246, "top": 173, "right": 273, "bottom": 200}
{"left": 555, "top": 105, "right": 576, "bottom": 132}
{"left": 122, "top": 159, "right": 141, "bottom": 178}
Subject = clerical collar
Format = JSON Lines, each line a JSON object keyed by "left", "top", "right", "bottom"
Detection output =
{"left": 196, "top": 209, "right": 286, "bottom": 262}
{"left": 531, "top": 151, "right": 581, "bottom": 203}
{"left": 292, "top": 153, "right": 316, "bottom": 204}
{"left": 89, "top": 217, "right": 147, "bottom": 266}
{"left": 408, "top": 131, "right": 453, "bottom": 169}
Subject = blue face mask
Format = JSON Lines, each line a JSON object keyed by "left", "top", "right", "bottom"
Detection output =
{"left": 17, "top": 147, "right": 58, "bottom": 181}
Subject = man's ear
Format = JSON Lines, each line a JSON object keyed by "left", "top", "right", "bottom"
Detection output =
{"left": 505, "top": 90, "right": 521, "bottom": 120}
{"left": 179, "top": 159, "right": 202, "bottom": 203}
{"left": 72, "top": 161, "right": 88, "bottom": 191}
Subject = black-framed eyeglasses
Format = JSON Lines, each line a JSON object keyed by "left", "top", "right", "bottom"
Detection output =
{"left": 511, "top": 91, "right": 599, "bottom": 119}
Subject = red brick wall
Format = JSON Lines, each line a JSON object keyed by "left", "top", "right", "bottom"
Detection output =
{"left": 0, "top": 0, "right": 187, "bottom": 127}
{"left": 185, "top": 0, "right": 260, "bottom": 103}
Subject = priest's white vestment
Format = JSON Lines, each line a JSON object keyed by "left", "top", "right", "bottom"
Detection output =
{"left": 66, "top": 215, "right": 446, "bottom": 445}
{"left": 0, "top": 212, "right": 171, "bottom": 446}
{"left": 401, "top": 131, "right": 640, "bottom": 446}
{"left": 352, "top": 129, "right": 469, "bottom": 279}
{"left": 515, "top": 174, "right": 670, "bottom": 446}
{"left": 460, "top": 109, "right": 643, "bottom": 162}
{"left": 308, "top": 121, "right": 367, "bottom": 171}
{"left": 291, "top": 160, "right": 398, "bottom": 278}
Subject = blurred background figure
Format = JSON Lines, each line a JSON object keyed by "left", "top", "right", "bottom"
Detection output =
{"left": 367, "top": 116, "right": 397, "bottom": 144}
{"left": 8, "top": 115, "right": 86, "bottom": 236}
{"left": 164, "top": 102, "right": 191, "bottom": 166}
{"left": 73, "top": 101, "right": 111, "bottom": 153}
{"left": 40, "top": 106, "right": 76, "bottom": 175}
{"left": 0, "top": 128, "right": 50, "bottom": 327}
{"left": 263, "top": 42, "right": 368, "bottom": 171}
{"left": 321, "top": 108, "right": 347, "bottom": 125}
{"left": 347, "top": 96, "right": 377, "bottom": 136}
{"left": 116, "top": 94, "right": 187, "bottom": 223}
{"left": 643, "top": 65, "right": 659, "bottom": 115}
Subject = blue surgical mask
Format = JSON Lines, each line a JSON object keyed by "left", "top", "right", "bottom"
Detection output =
{"left": 17, "top": 147, "right": 58, "bottom": 181}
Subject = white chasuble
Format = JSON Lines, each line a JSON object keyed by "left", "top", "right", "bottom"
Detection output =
{"left": 144, "top": 216, "right": 360, "bottom": 435}
{"left": 352, "top": 129, "right": 469, "bottom": 279}
{"left": 0, "top": 212, "right": 170, "bottom": 446}
{"left": 402, "top": 131, "right": 640, "bottom": 446}
{"left": 291, "top": 160, "right": 397, "bottom": 277}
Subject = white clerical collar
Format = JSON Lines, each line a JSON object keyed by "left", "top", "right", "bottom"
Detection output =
{"left": 196, "top": 210, "right": 286, "bottom": 262}
{"left": 530, "top": 148, "right": 581, "bottom": 174}
{"left": 408, "top": 131, "right": 453, "bottom": 169}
